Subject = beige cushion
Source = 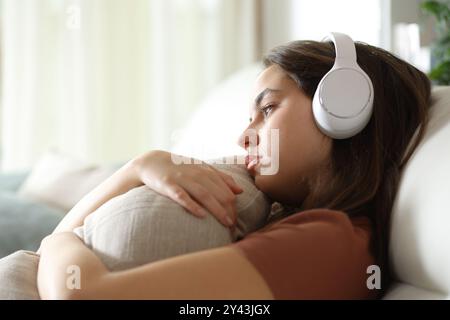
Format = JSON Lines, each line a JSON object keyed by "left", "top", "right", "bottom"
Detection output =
{"left": 385, "top": 86, "right": 450, "bottom": 299}
{"left": 18, "top": 150, "right": 117, "bottom": 212}
{"left": 0, "top": 250, "right": 40, "bottom": 300}
{"left": 73, "top": 160, "right": 271, "bottom": 271}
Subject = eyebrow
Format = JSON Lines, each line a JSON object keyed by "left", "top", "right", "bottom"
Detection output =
{"left": 254, "top": 88, "right": 281, "bottom": 108}
{"left": 248, "top": 88, "right": 281, "bottom": 122}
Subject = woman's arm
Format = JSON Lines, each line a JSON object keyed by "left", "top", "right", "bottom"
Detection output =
{"left": 37, "top": 232, "right": 274, "bottom": 300}
{"left": 37, "top": 232, "right": 109, "bottom": 299}
{"left": 51, "top": 149, "right": 243, "bottom": 235}
{"left": 51, "top": 158, "right": 143, "bottom": 234}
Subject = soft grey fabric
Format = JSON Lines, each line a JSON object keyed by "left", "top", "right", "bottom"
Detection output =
{"left": 0, "top": 250, "right": 40, "bottom": 300}
{"left": 74, "top": 162, "right": 272, "bottom": 271}
{"left": 0, "top": 193, "right": 64, "bottom": 258}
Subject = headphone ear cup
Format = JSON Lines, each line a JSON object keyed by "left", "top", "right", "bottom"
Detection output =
{"left": 312, "top": 68, "right": 374, "bottom": 139}
{"left": 313, "top": 32, "right": 374, "bottom": 139}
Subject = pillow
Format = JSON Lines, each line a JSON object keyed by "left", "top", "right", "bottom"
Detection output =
{"left": 0, "top": 250, "right": 40, "bottom": 300}
{"left": 18, "top": 150, "right": 118, "bottom": 212}
{"left": 0, "top": 193, "right": 63, "bottom": 258}
{"left": 73, "top": 159, "right": 272, "bottom": 271}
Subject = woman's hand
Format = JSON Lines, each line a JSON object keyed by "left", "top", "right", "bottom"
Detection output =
{"left": 133, "top": 150, "right": 243, "bottom": 227}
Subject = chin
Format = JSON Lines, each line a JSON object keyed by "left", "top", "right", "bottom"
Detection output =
{"left": 253, "top": 174, "right": 279, "bottom": 202}
{"left": 254, "top": 171, "right": 308, "bottom": 206}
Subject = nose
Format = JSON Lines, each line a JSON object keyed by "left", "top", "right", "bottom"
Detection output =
{"left": 237, "top": 128, "right": 260, "bottom": 151}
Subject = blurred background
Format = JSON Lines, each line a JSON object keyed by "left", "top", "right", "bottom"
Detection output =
{"left": 1, "top": 0, "right": 449, "bottom": 258}
{"left": 0, "top": 0, "right": 441, "bottom": 172}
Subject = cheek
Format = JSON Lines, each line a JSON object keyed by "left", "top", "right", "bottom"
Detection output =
{"left": 278, "top": 120, "right": 313, "bottom": 166}
{"left": 254, "top": 111, "right": 325, "bottom": 197}
{"left": 256, "top": 110, "right": 314, "bottom": 175}
{"left": 255, "top": 129, "right": 310, "bottom": 195}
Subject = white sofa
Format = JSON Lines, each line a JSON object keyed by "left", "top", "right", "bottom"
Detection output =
{"left": 173, "top": 64, "right": 450, "bottom": 300}
{"left": 383, "top": 86, "right": 450, "bottom": 300}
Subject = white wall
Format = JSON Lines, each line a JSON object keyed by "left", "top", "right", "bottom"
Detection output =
{"left": 261, "top": 0, "right": 435, "bottom": 53}
{"left": 261, "top": 0, "right": 294, "bottom": 53}
{"left": 384, "top": 0, "right": 436, "bottom": 50}
{"left": 261, "top": 0, "right": 383, "bottom": 52}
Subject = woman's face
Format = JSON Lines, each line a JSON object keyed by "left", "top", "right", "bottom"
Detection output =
{"left": 238, "top": 64, "right": 332, "bottom": 206}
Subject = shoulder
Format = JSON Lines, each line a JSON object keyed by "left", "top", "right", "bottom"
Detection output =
{"left": 231, "top": 208, "right": 377, "bottom": 299}
{"left": 259, "top": 208, "right": 372, "bottom": 240}
{"left": 242, "top": 208, "right": 373, "bottom": 256}
{"left": 258, "top": 208, "right": 374, "bottom": 268}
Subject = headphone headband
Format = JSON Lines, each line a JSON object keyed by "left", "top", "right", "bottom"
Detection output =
{"left": 322, "top": 32, "right": 357, "bottom": 64}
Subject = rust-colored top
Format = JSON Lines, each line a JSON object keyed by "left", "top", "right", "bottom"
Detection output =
{"left": 230, "top": 209, "right": 378, "bottom": 299}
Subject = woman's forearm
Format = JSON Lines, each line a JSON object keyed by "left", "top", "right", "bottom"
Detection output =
{"left": 51, "top": 157, "right": 145, "bottom": 234}
{"left": 37, "top": 232, "right": 108, "bottom": 299}
{"left": 38, "top": 231, "right": 274, "bottom": 300}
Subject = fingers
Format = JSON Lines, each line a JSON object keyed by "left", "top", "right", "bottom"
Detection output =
{"left": 165, "top": 184, "right": 209, "bottom": 218}
{"left": 205, "top": 174, "right": 238, "bottom": 224}
{"left": 138, "top": 156, "right": 242, "bottom": 228}
{"left": 212, "top": 169, "right": 244, "bottom": 194}
{"left": 182, "top": 181, "right": 234, "bottom": 227}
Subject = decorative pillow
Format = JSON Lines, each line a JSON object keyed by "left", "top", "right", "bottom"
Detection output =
{"left": 0, "top": 193, "right": 63, "bottom": 259}
{"left": 0, "top": 250, "right": 40, "bottom": 300}
{"left": 17, "top": 150, "right": 119, "bottom": 212}
{"left": 73, "top": 160, "right": 272, "bottom": 271}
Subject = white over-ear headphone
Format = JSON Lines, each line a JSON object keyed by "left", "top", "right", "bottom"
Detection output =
{"left": 312, "top": 32, "right": 374, "bottom": 139}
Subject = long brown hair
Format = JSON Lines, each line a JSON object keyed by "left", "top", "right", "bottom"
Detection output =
{"left": 263, "top": 40, "right": 431, "bottom": 295}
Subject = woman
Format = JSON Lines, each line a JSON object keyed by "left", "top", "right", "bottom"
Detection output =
{"left": 37, "top": 38, "right": 431, "bottom": 300}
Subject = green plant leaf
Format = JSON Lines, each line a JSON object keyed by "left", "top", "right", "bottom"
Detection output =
{"left": 421, "top": 0, "right": 450, "bottom": 22}
{"left": 421, "top": 0, "right": 450, "bottom": 83}
{"left": 429, "top": 60, "right": 450, "bottom": 85}
{"left": 421, "top": 0, "right": 450, "bottom": 36}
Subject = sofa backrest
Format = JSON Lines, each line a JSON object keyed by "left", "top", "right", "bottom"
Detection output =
{"left": 388, "top": 86, "right": 450, "bottom": 298}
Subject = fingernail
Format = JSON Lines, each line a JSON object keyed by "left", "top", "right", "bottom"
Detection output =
{"left": 225, "top": 216, "right": 234, "bottom": 226}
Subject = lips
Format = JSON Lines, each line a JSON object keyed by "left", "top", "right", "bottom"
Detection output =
{"left": 245, "top": 154, "right": 261, "bottom": 170}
